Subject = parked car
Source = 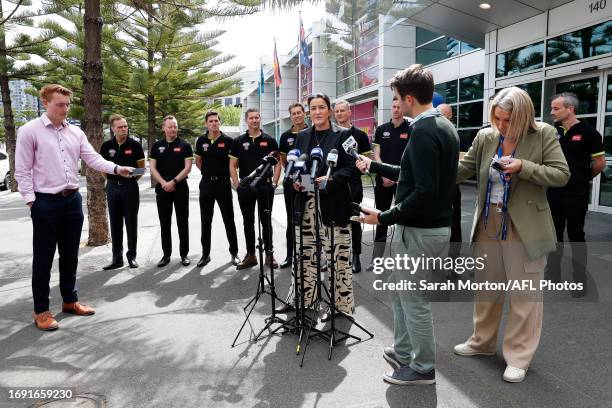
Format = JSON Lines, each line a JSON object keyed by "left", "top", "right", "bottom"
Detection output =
{"left": 0, "top": 150, "right": 10, "bottom": 191}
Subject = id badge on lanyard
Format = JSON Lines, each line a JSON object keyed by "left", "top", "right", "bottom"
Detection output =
{"left": 483, "top": 135, "right": 515, "bottom": 240}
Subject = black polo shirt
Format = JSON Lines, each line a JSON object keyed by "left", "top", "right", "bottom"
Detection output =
{"left": 348, "top": 125, "right": 372, "bottom": 155}
{"left": 229, "top": 131, "right": 278, "bottom": 180}
{"left": 373, "top": 119, "right": 411, "bottom": 165}
{"left": 194, "top": 132, "right": 233, "bottom": 178}
{"left": 552, "top": 121, "right": 604, "bottom": 193}
{"left": 149, "top": 137, "right": 194, "bottom": 182}
{"left": 100, "top": 136, "right": 145, "bottom": 182}
{"left": 279, "top": 125, "right": 308, "bottom": 163}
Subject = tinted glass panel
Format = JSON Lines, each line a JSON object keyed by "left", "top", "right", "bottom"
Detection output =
{"left": 416, "top": 36, "right": 461, "bottom": 65}
{"left": 416, "top": 27, "right": 442, "bottom": 46}
{"left": 600, "top": 115, "right": 612, "bottom": 206}
{"left": 555, "top": 77, "right": 599, "bottom": 114}
{"left": 434, "top": 80, "right": 458, "bottom": 104}
{"left": 355, "top": 48, "right": 379, "bottom": 74}
{"left": 459, "top": 74, "right": 484, "bottom": 102}
{"left": 496, "top": 42, "right": 544, "bottom": 77}
{"left": 458, "top": 101, "right": 484, "bottom": 128}
{"left": 461, "top": 42, "right": 478, "bottom": 53}
{"left": 607, "top": 75, "right": 612, "bottom": 112}
{"left": 547, "top": 20, "right": 612, "bottom": 66}
{"left": 458, "top": 128, "right": 479, "bottom": 151}
{"left": 517, "top": 82, "right": 543, "bottom": 117}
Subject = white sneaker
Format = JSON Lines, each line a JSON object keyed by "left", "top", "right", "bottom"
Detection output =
{"left": 453, "top": 342, "right": 496, "bottom": 356}
{"left": 503, "top": 366, "right": 527, "bottom": 383}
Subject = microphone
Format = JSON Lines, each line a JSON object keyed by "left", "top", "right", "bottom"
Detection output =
{"left": 310, "top": 147, "right": 323, "bottom": 180}
{"left": 321, "top": 148, "right": 338, "bottom": 190}
{"left": 289, "top": 153, "right": 309, "bottom": 183}
{"left": 240, "top": 151, "right": 279, "bottom": 188}
{"left": 284, "top": 149, "right": 301, "bottom": 182}
{"left": 342, "top": 135, "right": 369, "bottom": 175}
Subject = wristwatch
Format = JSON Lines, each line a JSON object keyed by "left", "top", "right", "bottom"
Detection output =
{"left": 113, "top": 165, "right": 118, "bottom": 174}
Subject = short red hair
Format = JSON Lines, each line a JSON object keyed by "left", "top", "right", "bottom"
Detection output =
{"left": 39, "top": 84, "right": 73, "bottom": 102}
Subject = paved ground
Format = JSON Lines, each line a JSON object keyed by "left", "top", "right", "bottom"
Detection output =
{"left": 0, "top": 171, "right": 611, "bottom": 408}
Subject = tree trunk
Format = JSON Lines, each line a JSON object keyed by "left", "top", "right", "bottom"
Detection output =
{"left": 0, "top": 2, "right": 18, "bottom": 192}
{"left": 82, "top": 0, "right": 108, "bottom": 246}
{"left": 146, "top": 9, "right": 156, "bottom": 187}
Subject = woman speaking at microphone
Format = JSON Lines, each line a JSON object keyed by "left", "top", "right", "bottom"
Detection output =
{"left": 277, "top": 93, "right": 358, "bottom": 321}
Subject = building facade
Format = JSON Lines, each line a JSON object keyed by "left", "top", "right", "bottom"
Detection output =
{"left": 242, "top": 0, "right": 612, "bottom": 213}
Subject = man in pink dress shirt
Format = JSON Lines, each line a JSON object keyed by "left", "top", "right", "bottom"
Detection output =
{"left": 15, "top": 84, "right": 133, "bottom": 331}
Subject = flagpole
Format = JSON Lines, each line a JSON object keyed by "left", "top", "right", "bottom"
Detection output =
{"left": 259, "top": 57, "right": 262, "bottom": 119}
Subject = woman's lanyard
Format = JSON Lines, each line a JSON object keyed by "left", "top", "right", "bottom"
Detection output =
{"left": 483, "top": 135, "right": 515, "bottom": 240}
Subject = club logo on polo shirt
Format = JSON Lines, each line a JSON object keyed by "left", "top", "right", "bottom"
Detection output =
{"left": 218, "top": 142, "right": 225, "bottom": 148}
{"left": 242, "top": 142, "right": 250, "bottom": 151}
{"left": 109, "top": 149, "right": 116, "bottom": 158}
{"left": 158, "top": 146, "right": 166, "bottom": 153}
{"left": 287, "top": 137, "right": 295, "bottom": 145}
{"left": 173, "top": 147, "right": 182, "bottom": 152}
{"left": 382, "top": 131, "right": 390, "bottom": 138}
{"left": 125, "top": 149, "right": 133, "bottom": 155}
{"left": 572, "top": 135, "right": 582, "bottom": 142}
{"left": 400, "top": 133, "right": 408, "bottom": 139}
{"left": 203, "top": 143, "right": 209, "bottom": 152}
{"left": 259, "top": 141, "right": 268, "bottom": 147}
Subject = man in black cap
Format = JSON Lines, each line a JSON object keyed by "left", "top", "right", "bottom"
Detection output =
{"left": 149, "top": 115, "right": 194, "bottom": 267}
{"left": 195, "top": 111, "right": 240, "bottom": 267}
{"left": 278, "top": 102, "right": 308, "bottom": 269}
{"left": 100, "top": 114, "right": 145, "bottom": 270}
{"left": 229, "top": 108, "right": 281, "bottom": 270}
{"left": 333, "top": 99, "right": 371, "bottom": 273}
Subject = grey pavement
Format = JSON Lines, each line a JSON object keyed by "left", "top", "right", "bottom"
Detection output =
{"left": 0, "top": 172, "right": 611, "bottom": 408}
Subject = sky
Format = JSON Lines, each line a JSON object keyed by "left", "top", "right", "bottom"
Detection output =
{"left": 211, "top": 4, "right": 327, "bottom": 72}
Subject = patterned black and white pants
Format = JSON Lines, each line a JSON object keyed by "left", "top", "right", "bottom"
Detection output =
{"left": 285, "top": 195, "right": 354, "bottom": 315}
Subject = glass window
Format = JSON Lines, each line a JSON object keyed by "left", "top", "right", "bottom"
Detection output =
{"left": 555, "top": 77, "right": 599, "bottom": 114}
{"left": 458, "top": 101, "right": 484, "bottom": 128}
{"left": 356, "top": 66, "right": 378, "bottom": 88}
{"left": 224, "top": 98, "right": 233, "bottom": 106}
{"left": 459, "top": 74, "right": 484, "bottom": 102}
{"left": 337, "top": 60, "right": 356, "bottom": 82}
{"left": 434, "top": 80, "right": 458, "bottom": 104}
{"left": 458, "top": 129, "right": 480, "bottom": 152}
{"left": 607, "top": 74, "right": 612, "bottom": 112}
{"left": 496, "top": 42, "right": 544, "bottom": 77}
{"left": 547, "top": 20, "right": 612, "bottom": 66}
{"left": 416, "top": 27, "right": 442, "bottom": 46}
{"left": 355, "top": 48, "right": 379, "bottom": 74}
{"left": 599, "top": 115, "right": 612, "bottom": 206}
{"left": 517, "top": 82, "right": 543, "bottom": 117}
{"left": 461, "top": 42, "right": 478, "bottom": 53}
{"left": 416, "top": 37, "right": 461, "bottom": 65}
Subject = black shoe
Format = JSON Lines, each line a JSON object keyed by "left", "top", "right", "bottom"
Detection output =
{"left": 280, "top": 256, "right": 292, "bottom": 269}
{"left": 103, "top": 259, "right": 124, "bottom": 270}
{"left": 275, "top": 303, "right": 295, "bottom": 314}
{"left": 181, "top": 257, "right": 191, "bottom": 266}
{"left": 197, "top": 255, "right": 211, "bottom": 268}
{"left": 128, "top": 259, "right": 139, "bottom": 268}
{"left": 230, "top": 253, "right": 240, "bottom": 266}
{"left": 157, "top": 256, "right": 170, "bottom": 267}
{"left": 352, "top": 254, "right": 361, "bottom": 273}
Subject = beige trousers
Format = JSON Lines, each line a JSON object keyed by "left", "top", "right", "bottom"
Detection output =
{"left": 467, "top": 204, "right": 545, "bottom": 369}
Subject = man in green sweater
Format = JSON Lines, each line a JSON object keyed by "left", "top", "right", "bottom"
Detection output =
{"left": 356, "top": 64, "right": 459, "bottom": 385}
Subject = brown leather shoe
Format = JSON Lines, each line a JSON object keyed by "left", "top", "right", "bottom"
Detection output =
{"left": 265, "top": 254, "right": 279, "bottom": 269}
{"left": 236, "top": 254, "right": 257, "bottom": 270}
{"left": 33, "top": 311, "right": 59, "bottom": 331}
{"left": 62, "top": 301, "right": 95, "bottom": 316}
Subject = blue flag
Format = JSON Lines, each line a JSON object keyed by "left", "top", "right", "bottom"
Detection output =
{"left": 259, "top": 63, "right": 265, "bottom": 95}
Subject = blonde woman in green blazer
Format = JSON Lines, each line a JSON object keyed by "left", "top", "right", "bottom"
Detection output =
{"left": 454, "top": 87, "right": 570, "bottom": 383}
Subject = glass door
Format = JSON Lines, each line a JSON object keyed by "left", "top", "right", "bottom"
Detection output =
{"left": 553, "top": 72, "right": 611, "bottom": 213}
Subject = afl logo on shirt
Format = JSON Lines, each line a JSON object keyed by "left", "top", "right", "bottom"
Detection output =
{"left": 400, "top": 133, "right": 408, "bottom": 139}
{"left": 572, "top": 135, "right": 582, "bottom": 142}
{"left": 383, "top": 131, "right": 391, "bottom": 138}
{"left": 173, "top": 147, "right": 181, "bottom": 152}
{"left": 109, "top": 149, "right": 116, "bottom": 158}
{"left": 260, "top": 141, "right": 268, "bottom": 147}
{"left": 218, "top": 142, "right": 225, "bottom": 148}
{"left": 125, "top": 149, "right": 133, "bottom": 155}
{"left": 203, "top": 144, "right": 209, "bottom": 152}
{"left": 242, "top": 142, "right": 250, "bottom": 151}
{"left": 158, "top": 146, "right": 166, "bottom": 153}
{"left": 287, "top": 138, "right": 295, "bottom": 145}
